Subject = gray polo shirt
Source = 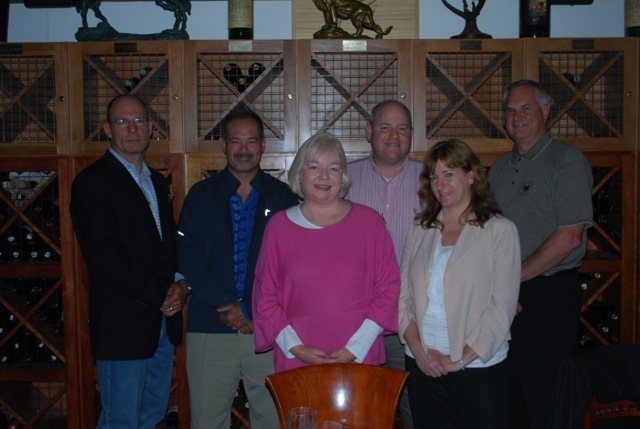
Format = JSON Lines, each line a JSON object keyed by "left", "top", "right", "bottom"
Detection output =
{"left": 488, "top": 132, "right": 593, "bottom": 273}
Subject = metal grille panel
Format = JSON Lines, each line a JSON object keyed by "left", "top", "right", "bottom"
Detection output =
{"left": 310, "top": 51, "right": 398, "bottom": 139}
{"left": 426, "top": 51, "right": 511, "bottom": 140}
{"left": 539, "top": 51, "right": 624, "bottom": 139}
{"left": 197, "top": 53, "right": 285, "bottom": 141}
{"left": 0, "top": 56, "right": 57, "bottom": 144}
{"left": 82, "top": 54, "right": 171, "bottom": 143}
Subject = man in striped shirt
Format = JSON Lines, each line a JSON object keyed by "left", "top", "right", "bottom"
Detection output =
{"left": 347, "top": 100, "right": 423, "bottom": 429}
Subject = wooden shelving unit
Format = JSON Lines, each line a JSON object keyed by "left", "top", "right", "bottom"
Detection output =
{"left": 0, "top": 38, "right": 637, "bottom": 428}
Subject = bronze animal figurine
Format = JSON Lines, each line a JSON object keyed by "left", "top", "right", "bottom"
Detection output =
{"left": 76, "top": 0, "right": 109, "bottom": 28}
{"left": 312, "top": 0, "right": 392, "bottom": 39}
{"left": 155, "top": 0, "right": 192, "bottom": 32}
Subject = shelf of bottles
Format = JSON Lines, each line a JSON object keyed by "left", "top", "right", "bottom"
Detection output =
{"left": 0, "top": 165, "right": 66, "bottom": 428}
{"left": 578, "top": 165, "right": 624, "bottom": 348}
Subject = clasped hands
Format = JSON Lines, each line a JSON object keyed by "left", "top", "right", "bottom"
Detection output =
{"left": 160, "top": 281, "right": 188, "bottom": 317}
{"left": 289, "top": 345, "right": 356, "bottom": 366}
{"left": 218, "top": 302, "right": 254, "bottom": 334}
{"left": 415, "top": 348, "right": 465, "bottom": 378}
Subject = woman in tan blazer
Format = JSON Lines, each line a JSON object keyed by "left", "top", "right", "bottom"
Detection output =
{"left": 398, "top": 139, "right": 521, "bottom": 429}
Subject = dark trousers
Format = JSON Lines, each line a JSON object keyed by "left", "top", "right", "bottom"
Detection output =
{"left": 406, "top": 356, "right": 508, "bottom": 429}
{"left": 507, "top": 271, "right": 581, "bottom": 429}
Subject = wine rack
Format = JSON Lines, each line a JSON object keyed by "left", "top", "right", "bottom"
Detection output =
{"left": 413, "top": 39, "right": 525, "bottom": 154}
{"left": 300, "top": 39, "right": 410, "bottom": 154}
{"left": 67, "top": 41, "right": 185, "bottom": 156}
{"left": 527, "top": 38, "right": 637, "bottom": 151}
{"left": 577, "top": 157, "right": 636, "bottom": 349}
{"left": 0, "top": 38, "right": 638, "bottom": 428}
{"left": 0, "top": 159, "right": 72, "bottom": 429}
{"left": 184, "top": 40, "right": 295, "bottom": 154}
{"left": 0, "top": 43, "right": 70, "bottom": 156}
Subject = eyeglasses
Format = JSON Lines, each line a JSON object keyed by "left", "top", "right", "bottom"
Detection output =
{"left": 111, "top": 117, "right": 148, "bottom": 128}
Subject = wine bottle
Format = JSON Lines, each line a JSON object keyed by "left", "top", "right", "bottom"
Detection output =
{"left": 245, "top": 62, "right": 265, "bottom": 86}
{"left": 139, "top": 66, "right": 152, "bottom": 80}
{"left": 625, "top": 0, "right": 640, "bottom": 36}
{"left": 223, "top": 63, "right": 243, "bottom": 85}
{"left": 228, "top": 0, "right": 253, "bottom": 40}
{"left": 519, "top": 0, "right": 550, "bottom": 38}
{"left": 165, "top": 405, "right": 179, "bottom": 429}
{"left": 236, "top": 75, "right": 248, "bottom": 93}
{"left": 125, "top": 77, "right": 140, "bottom": 93}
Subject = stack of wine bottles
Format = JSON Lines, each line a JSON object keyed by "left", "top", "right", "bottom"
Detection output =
{"left": 1, "top": 179, "right": 61, "bottom": 264}
{"left": 592, "top": 173, "right": 622, "bottom": 243}
{"left": 579, "top": 272, "right": 620, "bottom": 347}
{"left": 230, "top": 380, "right": 250, "bottom": 429}
{"left": 0, "top": 328, "right": 59, "bottom": 366}
{"left": 0, "top": 224, "right": 59, "bottom": 264}
{"left": 0, "top": 278, "right": 62, "bottom": 367}
{"left": 223, "top": 62, "right": 265, "bottom": 93}
{"left": 125, "top": 66, "right": 153, "bottom": 93}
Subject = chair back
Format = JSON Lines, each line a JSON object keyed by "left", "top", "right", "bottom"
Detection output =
{"left": 583, "top": 398, "right": 640, "bottom": 429}
{"left": 265, "top": 363, "right": 409, "bottom": 429}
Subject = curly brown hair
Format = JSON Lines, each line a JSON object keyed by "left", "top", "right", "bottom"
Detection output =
{"left": 416, "top": 139, "right": 501, "bottom": 229}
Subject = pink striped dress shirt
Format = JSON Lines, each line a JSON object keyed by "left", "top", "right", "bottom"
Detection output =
{"left": 347, "top": 155, "right": 424, "bottom": 263}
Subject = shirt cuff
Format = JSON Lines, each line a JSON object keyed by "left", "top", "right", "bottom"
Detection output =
{"left": 345, "top": 319, "right": 383, "bottom": 363}
{"left": 276, "top": 325, "right": 303, "bottom": 358}
{"left": 240, "top": 302, "right": 251, "bottom": 321}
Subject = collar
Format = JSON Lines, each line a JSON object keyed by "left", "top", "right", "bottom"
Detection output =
{"left": 367, "top": 155, "right": 410, "bottom": 180}
{"left": 108, "top": 148, "right": 151, "bottom": 179}
{"left": 221, "top": 167, "right": 266, "bottom": 195}
{"left": 509, "top": 132, "right": 554, "bottom": 164}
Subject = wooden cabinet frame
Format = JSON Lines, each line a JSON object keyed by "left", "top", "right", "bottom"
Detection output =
{"left": 0, "top": 38, "right": 638, "bottom": 428}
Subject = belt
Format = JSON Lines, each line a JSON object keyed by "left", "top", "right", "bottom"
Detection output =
{"left": 540, "top": 268, "right": 578, "bottom": 277}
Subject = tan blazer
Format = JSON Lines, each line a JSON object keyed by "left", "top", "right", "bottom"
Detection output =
{"left": 399, "top": 215, "right": 521, "bottom": 363}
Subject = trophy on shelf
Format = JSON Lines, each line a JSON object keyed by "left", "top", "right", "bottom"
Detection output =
{"left": 441, "top": 0, "right": 492, "bottom": 39}
{"left": 311, "top": 0, "right": 393, "bottom": 39}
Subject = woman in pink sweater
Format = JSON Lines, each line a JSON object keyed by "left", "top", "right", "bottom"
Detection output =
{"left": 253, "top": 132, "right": 400, "bottom": 372}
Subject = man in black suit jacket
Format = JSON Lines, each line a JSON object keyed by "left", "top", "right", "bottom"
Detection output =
{"left": 71, "top": 94, "right": 188, "bottom": 429}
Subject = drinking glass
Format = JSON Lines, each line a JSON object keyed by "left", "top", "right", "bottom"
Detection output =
{"left": 286, "top": 406, "right": 318, "bottom": 429}
{"left": 318, "top": 421, "right": 342, "bottom": 429}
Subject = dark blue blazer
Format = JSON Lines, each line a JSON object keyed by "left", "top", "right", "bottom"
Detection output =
{"left": 71, "top": 150, "right": 182, "bottom": 360}
{"left": 177, "top": 168, "right": 299, "bottom": 334}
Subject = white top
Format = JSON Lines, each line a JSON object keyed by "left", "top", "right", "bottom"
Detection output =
{"left": 407, "top": 238, "right": 508, "bottom": 368}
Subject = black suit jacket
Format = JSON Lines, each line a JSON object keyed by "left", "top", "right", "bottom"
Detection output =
{"left": 71, "top": 150, "right": 182, "bottom": 360}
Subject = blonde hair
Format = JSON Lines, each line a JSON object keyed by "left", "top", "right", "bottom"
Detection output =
{"left": 289, "top": 132, "right": 350, "bottom": 199}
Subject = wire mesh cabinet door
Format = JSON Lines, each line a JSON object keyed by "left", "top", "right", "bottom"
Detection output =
{"left": 413, "top": 38, "right": 523, "bottom": 154}
{"left": 183, "top": 40, "right": 297, "bottom": 155}
{"left": 527, "top": 38, "right": 638, "bottom": 346}
{"left": 0, "top": 43, "right": 71, "bottom": 156}
{"left": 297, "top": 39, "right": 412, "bottom": 156}
{"left": 67, "top": 40, "right": 185, "bottom": 156}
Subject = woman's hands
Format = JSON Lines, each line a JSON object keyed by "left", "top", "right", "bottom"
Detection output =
{"left": 290, "top": 345, "right": 339, "bottom": 365}
{"left": 414, "top": 347, "right": 449, "bottom": 378}
{"left": 290, "top": 346, "right": 356, "bottom": 365}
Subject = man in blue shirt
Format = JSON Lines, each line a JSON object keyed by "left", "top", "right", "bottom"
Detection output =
{"left": 178, "top": 109, "right": 299, "bottom": 429}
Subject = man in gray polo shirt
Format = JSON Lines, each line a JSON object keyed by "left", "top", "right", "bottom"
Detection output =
{"left": 488, "top": 80, "right": 592, "bottom": 429}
